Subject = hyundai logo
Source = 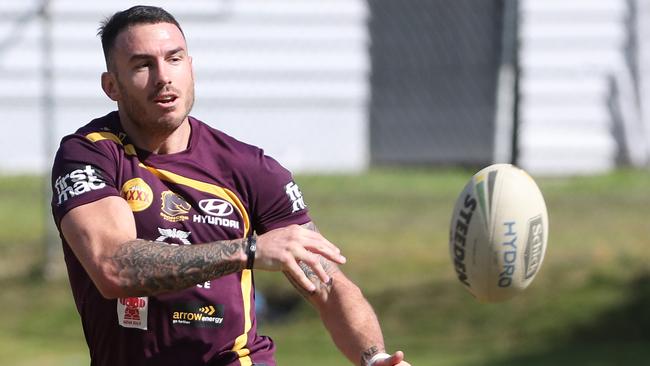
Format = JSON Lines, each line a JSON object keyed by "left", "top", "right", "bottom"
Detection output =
{"left": 198, "top": 199, "right": 234, "bottom": 217}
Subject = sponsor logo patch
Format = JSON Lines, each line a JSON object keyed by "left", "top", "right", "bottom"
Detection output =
{"left": 285, "top": 181, "right": 306, "bottom": 213}
{"left": 160, "top": 191, "right": 191, "bottom": 222}
{"left": 171, "top": 303, "right": 224, "bottom": 328}
{"left": 498, "top": 221, "right": 517, "bottom": 288}
{"left": 524, "top": 215, "right": 544, "bottom": 279}
{"left": 121, "top": 178, "right": 153, "bottom": 212}
{"left": 192, "top": 214, "right": 240, "bottom": 229}
{"left": 193, "top": 197, "right": 240, "bottom": 229}
{"left": 199, "top": 199, "right": 234, "bottom": 217}
{"left": 156, "top": 227, "right": 191, "bottom": 245}
{"left": 451, "top": 193, "right": 477, "bottom": 288}
{"left": 54, "top": 164, "right": 107, "bottom": 205}
{"left": 117, "top": 296, "right": 148, "bottom": 330}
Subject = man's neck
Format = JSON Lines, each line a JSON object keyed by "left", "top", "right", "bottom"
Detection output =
{"left": 118, "top": 112, "right": 191, "bottom": 154}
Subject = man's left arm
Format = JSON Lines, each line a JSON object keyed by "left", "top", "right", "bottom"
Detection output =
{"left": 283, "top": 222, "right": 411, "bottom": 366}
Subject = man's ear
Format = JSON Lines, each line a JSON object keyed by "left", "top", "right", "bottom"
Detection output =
{"left": 101, "top": 72, "right": 120, "bottom": 101}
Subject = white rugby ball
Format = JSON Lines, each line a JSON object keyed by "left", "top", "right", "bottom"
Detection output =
{"left": 449, "top": 164, "right": 548, "bottom": 303}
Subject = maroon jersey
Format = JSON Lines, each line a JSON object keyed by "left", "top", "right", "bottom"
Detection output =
{"left": 51, "top": 111, "right": 310, "bottom": 366}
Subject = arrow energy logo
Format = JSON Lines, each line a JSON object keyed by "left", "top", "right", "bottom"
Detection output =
{"left": 171, "top": 303, "right": 224, "bottom": 328}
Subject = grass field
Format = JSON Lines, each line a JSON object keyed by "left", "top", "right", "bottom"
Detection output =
{"left": 1, "top": 168, "right": 649, "bottom": 365}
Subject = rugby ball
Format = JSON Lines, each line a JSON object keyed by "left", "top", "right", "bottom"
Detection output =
{"left": 449, "top": 164, "right": 548, "bottom": 303}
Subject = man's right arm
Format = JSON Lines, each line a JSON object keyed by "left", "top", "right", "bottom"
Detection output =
{"left": 60, "top": 196, "right": 345, "bottom": 299}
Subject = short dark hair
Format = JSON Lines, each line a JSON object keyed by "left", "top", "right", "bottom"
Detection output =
{"left": 98, "top": 5, "right": 185, "bottom": 68}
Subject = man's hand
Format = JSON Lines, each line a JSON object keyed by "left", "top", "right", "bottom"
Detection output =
{"left": 253, "top": 224, "right": 346, "bottom": 292}
{"left": 370, "top": 351, "right": 411, "bottom": 366}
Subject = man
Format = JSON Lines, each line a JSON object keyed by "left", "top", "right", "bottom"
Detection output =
{"left": 51, "top": 5, "right": 410, "bottom": 366}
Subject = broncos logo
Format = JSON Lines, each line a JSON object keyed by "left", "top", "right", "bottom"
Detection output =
{"left": 160, "top": 191, "right": 191, "bottom": 222}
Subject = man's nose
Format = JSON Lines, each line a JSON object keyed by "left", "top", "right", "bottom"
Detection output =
{"left": 153, "top": 61, "right": 172, "bottom": 86}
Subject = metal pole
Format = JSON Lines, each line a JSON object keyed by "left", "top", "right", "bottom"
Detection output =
{"left": 492, "top": 0, "right": 519, "bottom": 165}
{"left": 632, "top": 0, "right": 650, "bottom": 167}
{"left": 40, "top": 0, "right": 61, "bottom": 280}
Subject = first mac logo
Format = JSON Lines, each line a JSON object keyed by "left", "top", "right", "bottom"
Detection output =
{"left": 55, "top": 164, "right": 106, "bottom": 205}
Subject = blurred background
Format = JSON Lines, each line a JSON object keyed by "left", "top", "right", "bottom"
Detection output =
{"left": 0, "top": 0, "right": 649, "bottom": 365}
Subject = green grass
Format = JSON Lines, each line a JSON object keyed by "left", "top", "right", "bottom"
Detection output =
{"left": 0, "top": 176, "right": 48, "bottom": 278}
{"left": 1, "top": 168, "right": 649, "bottom": 365}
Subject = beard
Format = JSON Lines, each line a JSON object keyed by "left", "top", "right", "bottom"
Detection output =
{"left": 116, "top": 77, "right": 195, "bottom": 139}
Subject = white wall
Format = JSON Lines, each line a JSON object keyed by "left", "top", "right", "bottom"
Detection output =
{"left": 635, "top": 0, "right": 650, "bottom": 160}
{"left": 0, "top": 0, "right": 370, "bottom": 174}
{"left": 518, "top": 0, "right": 637, "bottom": 175}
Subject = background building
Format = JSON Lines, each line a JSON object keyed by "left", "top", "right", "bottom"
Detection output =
{"left": 1, "top": 0, "right": 649, "bottom": 175}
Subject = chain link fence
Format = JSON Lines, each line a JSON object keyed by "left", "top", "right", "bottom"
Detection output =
{"left": 369, "top": 0, "right": 509, "bottom": 167}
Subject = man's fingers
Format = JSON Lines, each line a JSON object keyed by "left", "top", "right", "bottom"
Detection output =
{"left": 253, "top": 225, "right": 345, "bottom": 276}
{"left": 300, "top": 229, "right": 346, "bottom": 264}
{"left": 388, "top": 351, "right": 409, "bottom": 366}
{"left": 390, "top": 351, "right": 405, "bottom": 364}
{"left": 313, "top": 245, "right": 346, "bottom": 265}
{"left": 372, "top": 351, "right": 406, "bottom": 366}
{"left": 286, "top": 260, "right": 316, "bottom": 293}
{"left": 298, "top": 250, "right": 331, "bottom": 284}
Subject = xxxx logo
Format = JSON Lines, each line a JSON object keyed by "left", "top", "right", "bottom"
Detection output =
{"left": 126, "top": 189, "right": 148, "bottom": 201}
{"left": 121, "top": 178, "right": 153, "bottom": 212}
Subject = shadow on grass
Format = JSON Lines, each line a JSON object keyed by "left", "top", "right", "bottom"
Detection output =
{"left": 486, "top": 272, "right": 650, "bottom": 366}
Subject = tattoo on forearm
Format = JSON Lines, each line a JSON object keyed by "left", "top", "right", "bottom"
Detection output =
{"left": 284, "top": 269, "right": 315, "bottom": 297}
{"left": 301, "top": 258, "right": 335, "bottom": 289}
{"left": 302, "top": 221, "right": 319, "bottom": 233}
{"left": 110, "top": 238, "right": 246, "bottom": 295}
{"left": 361, "top": 346, "right": 380, "bottom": 366}
{"left": 286, "top": 257, "right": 335, "bottom": 298}
{"left": 285, "top": 222, "right": 337, "bottom": 298}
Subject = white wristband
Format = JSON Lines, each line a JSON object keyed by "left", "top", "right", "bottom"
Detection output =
{"left": 367, "top": 352, "right": 391, "bottom": 366}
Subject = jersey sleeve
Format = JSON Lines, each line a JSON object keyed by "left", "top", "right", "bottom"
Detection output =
{"left": 246, "top": 150, "right": 311, "bottom": 234}
{"left": 51, "top": 135, "right": 121, "bottom": 226}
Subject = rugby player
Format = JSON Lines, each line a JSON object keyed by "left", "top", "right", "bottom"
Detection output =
{"left": 51, "top": 5, "right": 411, "bottom": 366}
